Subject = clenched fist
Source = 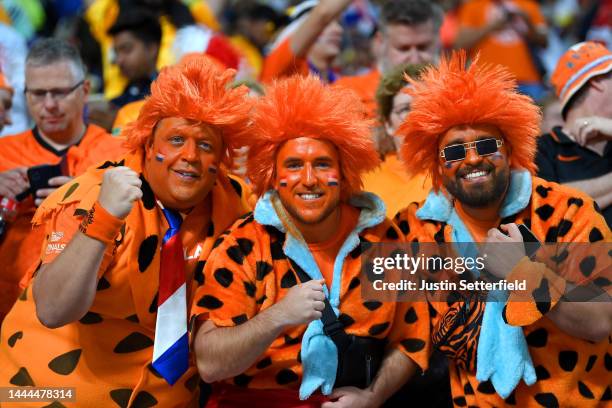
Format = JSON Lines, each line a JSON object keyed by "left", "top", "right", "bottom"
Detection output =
{"left": 98, "top": 167, "right": 143, "bottom": 219}
{"left": 274, "top": 279, "right": 326, "bottom": 328}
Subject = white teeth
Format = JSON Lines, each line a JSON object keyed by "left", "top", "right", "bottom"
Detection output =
{"left": 464, "top": 170, "right": 487, "bottom": 180}
{"left": 300, "top": 193, "right": 321, "bottom": 200}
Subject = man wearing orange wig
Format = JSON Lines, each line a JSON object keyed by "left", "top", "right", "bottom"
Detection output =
{"left": 0, "top": 55, "right": 253, "bottom": 407}
{"left": 190, "top": 75, "right": 430, "bottom": 407}
{"left": 394, "top": 52, "right": 611, "bottom": 406}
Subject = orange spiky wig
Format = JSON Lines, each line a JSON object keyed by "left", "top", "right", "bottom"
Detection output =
{"left": 243, "top": 75, "right": 380, "bottom": 199}
{"left": 124, "top": 54, "right": 252, "bottom": 166}
{"left": 397, "top": 51, "right": 541, "bottom": 191}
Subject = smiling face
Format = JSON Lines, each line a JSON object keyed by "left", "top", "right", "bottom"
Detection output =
{"left": 144, "top": 117, "right": 223, "bottom": 211}
{"left": 438, "top": 124, "right": 510, "bottom": 208}
{"left": 274, "top": 137, "right": 342, "bottom": 228}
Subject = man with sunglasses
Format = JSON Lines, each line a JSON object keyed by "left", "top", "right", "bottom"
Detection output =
{"left": 0, "top": 38, "right": 125, "bottom": 324}
{"left": 394, "top": 52, "right": 611, "bottom": 407}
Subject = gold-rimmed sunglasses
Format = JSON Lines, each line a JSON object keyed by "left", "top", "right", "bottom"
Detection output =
{"left": 440, "top": 138, "right": 504, "bottom": 163}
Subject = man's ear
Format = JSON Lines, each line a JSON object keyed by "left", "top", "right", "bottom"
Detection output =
{"left": 144, "top": 136, "right": 154, "bottom": 160}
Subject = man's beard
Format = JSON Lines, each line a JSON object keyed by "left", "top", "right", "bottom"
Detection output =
{"left": 444, "top": 163, "right": 510, "bottom": 208}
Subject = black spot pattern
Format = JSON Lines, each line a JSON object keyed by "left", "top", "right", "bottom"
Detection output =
{"left": 244, "top": 281, "right": 256, "bottom": 297}
{"left": 567, "top": 197, "right": 584, "bottom": 207}
{"left": 601, "top": 386, "right": 611, "bottom": 401}
{"left": 62, "top": 183, "right": 80, "bottom": 200}
{"left": 535, "top": 185, "right": 552, "bottom": 198}
{"left": 229, "top": 177, "right": 243, "bottom": 196}
{"left": 276, "top": 369, "right": 299, "bottom": 385}
{"left": 368, "top": 322, "right": 390, "bottom": 336}
{"left": 404, "top": 307, "right": 418, "bottom": 324}
{"left": 280, "top": 270, "right": 297, "bottom": 288}
{"left": 97, "top": 159, "right": 125, "bottom": 169}
{"left": 79, "top": 312, "right": 103, "bottom": 324}
{"left": 578, "top": 381, "right": 595, "bottom": 399}
{"left": 386, "top": 227, "right": 399, "bottom": 239}
{"left": 556, "top": 219, "right": 573, "bottom": 237}
{"left": 401, "top": 338, "right": 425, "bottom": 352}
{"left": 139, "top": 175, "right": 156, "bottom": 210}
{"left": 505, "top": 392, "right": 517, "bottom": 405}
{"left": 363, "top": 300, "right": 382, "bottom": 311}
{"left": 550, "top": 249, "right": 569, "bottom": 264}
{"left": 256, "top": 357, "right": 272, "bottom": 369}
{"left": 48, "top": 349, "right": 82, "bottom": 375}
{"left": 464, "top": 382, "right": 474, "bottom": 395}
{"left": 579, "top": 256, "right": 596, "bottom": 277}
{"left": 589, "top": 227, "right": 604, "bottom": 242}
{"left": 476, "top": 380, "right": 495, "bottom": 394}
{"left": 7, "top": 331, "right": 23, "bottom": 347}
{"left": 284, "top": 334, "right": 301, "bottom": 345}
{"left": 149, "top": 292, "right": 158, "bottom": 314}
{"left": 605, "top": 352, "right": 611, "bottom": 371}
{"left": 338, "top": 313, "right": 355, "bottom": 328}
{"left": 256, "top": 261, "right": 273, "bottom": 280}
{"left": 131, "top": 391, "right": 158, "bottom": 408}
{"left": 214, "top": 268, "right": 234, "bottom": 288}
{"left": 234, "top": 374, "right": 253, "bottom": 387}
{"left": 534, "top": 393, "right": 559, "bottom": 408}
{"left": 348, "top": 277, "right": 360, "bottom": 290}
{"left": 113, "top": 332, "right": 153, "bottom": 353}
{"left": 349, "top": 237, "right": 372, "bottom": 259}
{"left": 585, "top": 355, "right": 597, "bottom": 372}
{"left": 226, "top": 245, "right": 245, "bottom": 265}
{"left": 232, "top": 314, "right": 248, "bottom": 325}
{"left": 434, "top": 223, "right": 446, "bottom": 243}
{"left": 533, "top": 279, "right": 551, "bottom": 315}
{"left": 110, "top": 388, "right": 132, "bottom": 408}
{"left": 558, "top": 350, "right": 578, "bottom": 372}
{"left": 526, "top": 328, "right": 548, "bottom": 348}
{"left": 237, "top": 238, "right": 254, "bottom": 256}
{"left": 97, "top": 276, "right": 111, "bottom": 290}
{"left": 194, "top": 261, "right": 205, "bottom": 285}
{"left": 535, "top": 365, "right": 550, "bottom": 381}
{"left": 207, "top": 222, "right": 215, "bottom": 237}
{"left": 545, "top": 226, "right": 560, "bottom": 243}
{"left": 535, "top": 204, "right": 555, "bottom": 221}
{"left": 10, "top": 367, "right": 34, "bottom": 386}
{"left": 270, "top": 240, "right": 286, "bottom": 260}
{"left": 453, "top": 397, "right": 467, "bottom": 406}
{"left": 197, "top": 295, "right": 224, "bottom": 310}
{"left": 398, "top": 220, "right": 410, "bottom": 235}
{"left": 138, "top": 236, "right": 159, "bottom": 272}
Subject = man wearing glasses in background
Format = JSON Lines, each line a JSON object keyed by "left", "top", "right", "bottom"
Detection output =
{"left": 0, "top": 38, "right": 125, "bottom": 325}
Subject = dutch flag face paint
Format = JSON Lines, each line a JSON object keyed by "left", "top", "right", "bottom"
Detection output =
{"left": 155, "top": 153, "right": 166, "bottom": 162}
{"left": 279, "top": 178, "right": 288, "bottom": 187}
{"left": 327, "top": 177, "right": 339, "bottom": 186}
{"left": 208, "top": 165, "right": 218, "bottom": 174}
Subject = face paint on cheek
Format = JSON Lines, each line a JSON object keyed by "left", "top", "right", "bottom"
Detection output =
{"left": 279, "top": 178, "right": 288, "bottom": 187}
{"left": 155, "top": 153, "right": 165, "bottom": 162}
{"left": 444, "top": 162, "right": 453, "bottom": 169}
{"left": 208, "top": 164, "right": 218, "bottom": 174}
{"left": 327, "top": 176, "right": 339, "bottom": 186}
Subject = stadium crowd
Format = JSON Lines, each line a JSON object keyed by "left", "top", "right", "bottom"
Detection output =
{"left": 0, "top": 0, "right": 610, "bottom": 407}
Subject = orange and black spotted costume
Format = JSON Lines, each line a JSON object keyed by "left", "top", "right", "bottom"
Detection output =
{"left": 0, "top": 152, "right": 251, "bottom": 407}
{"left": 191, "top": 191, "right": 430, "bottom": 398}
{"left": 396, "top": 174, "right": 611, "bottom": 407}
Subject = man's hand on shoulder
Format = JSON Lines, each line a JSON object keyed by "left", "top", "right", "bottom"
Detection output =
{"left": 98, "top": 166, "right": 142, "bottom": 219}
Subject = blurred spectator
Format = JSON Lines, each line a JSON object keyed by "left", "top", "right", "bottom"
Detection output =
{"left": 227, "top": 2, "right": 285, "bottom": 78}
{"left": 260, "top": 0, "right": 352, "bottom": 83}
{"left": 439, "top": 0, "right": 464, "bottom": 51}
{"left": 0, "top": 22, "right": 30, "bottom": 137}
{"left": 87, "top": 8, "right": 162, "bottom": 131}
{"left": 362, "top": 63, "right": 431, "bottom": 218}
{"left": 585, "top": 0, "right": 612, "bottom": 48}
{"left": 454, "top": 0, "right": 548, "bottom": 102}
{"left": 84, "top": 0, "right": 219, "bottom": 99}
{"left": 0, "top": 0, "right": 45, "bottom": 41}
{"left": 0, "top": 38, "right": 126, "bottom": 324}
{"left": 0, "top": 71, "right": 12, "bottom": 133}
{"left": 536, "top": 41, "right": 612, "bottom": 228}
{"left": 334, "top": 0, "right": 443, "bottom": 118}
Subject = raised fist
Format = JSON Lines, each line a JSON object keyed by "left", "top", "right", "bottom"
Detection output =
{"left": 274, "top": 279, "right": 326, "bottom": 327}
{"left": 98, "top": 167, "right": 143, "bottom": 219}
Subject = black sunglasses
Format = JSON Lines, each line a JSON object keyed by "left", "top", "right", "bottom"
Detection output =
{"left": 440, "top": 138, "right": 504, "bottom": 163}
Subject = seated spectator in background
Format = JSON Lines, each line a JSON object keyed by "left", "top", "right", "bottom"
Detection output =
{"left": 88, "top": 8, "right": 162, "bottom": 132}
{"left": 0, "top": 55, "right": 253, "bottom": 406}
{"left": 260, "top": 0, "right": 351, "bottom": 84}
{"left": 228, "top": 2, "right": 285, "bottom": 79}
{"left": 0, "top": 22, "right": 30, "bottom": 137}
{"left": 85, "top": 0, "right": 219, "bottom": 99}
{"left": 192, "top": 75, "right": 429, "bottom": 407}
{"left": 0, "top": 71, "right": 12, "bottom": 133}
{"left": 0, "top": 39, "right": 126, "bottom": 324}
{"left": 362, "top": 63, "right": 431, "bottom": 218}
{"left": 335, "top": 0, "right": 443, "bottom": 118}
{"left": 537, "top": 41, "right": 612, "bottom": 228}
{"left": 454, "top": 0, "right": 548, "bottom": 102}
{"left": 395, "top": 51, "right": 611, "bottom": 407}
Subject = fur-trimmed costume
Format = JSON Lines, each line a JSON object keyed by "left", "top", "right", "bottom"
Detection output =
{"left": 395, "top": 52, "right": 612, "bottom": 407}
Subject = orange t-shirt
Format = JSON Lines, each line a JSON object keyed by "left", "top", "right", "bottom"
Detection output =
{"left": 454, "top": 200, "right": 500, "bottom": 242}
{"left": 333, "top": 68, "right": 381, "bottom": 120}
{"left": 0, "top": 71, "right": 11, "bottom": 92}
{"left": 0, "top": 125, "right": 126, "bottom": 323}
{"left": 457, "top": 0, "right": 546, "bottom": 83}
{"left": 362, "top": 153, "right": 431, "bottom": 218}
{"left": 260, "top": 36, "right": 309, "bottom": 83}
{"left": 308, "top": 204, "right": 359, "bottom": 286}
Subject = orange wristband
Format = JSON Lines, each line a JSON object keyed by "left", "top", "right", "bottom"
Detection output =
{"left": 79, "top": 201, "right": 124, "bottom": 245}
